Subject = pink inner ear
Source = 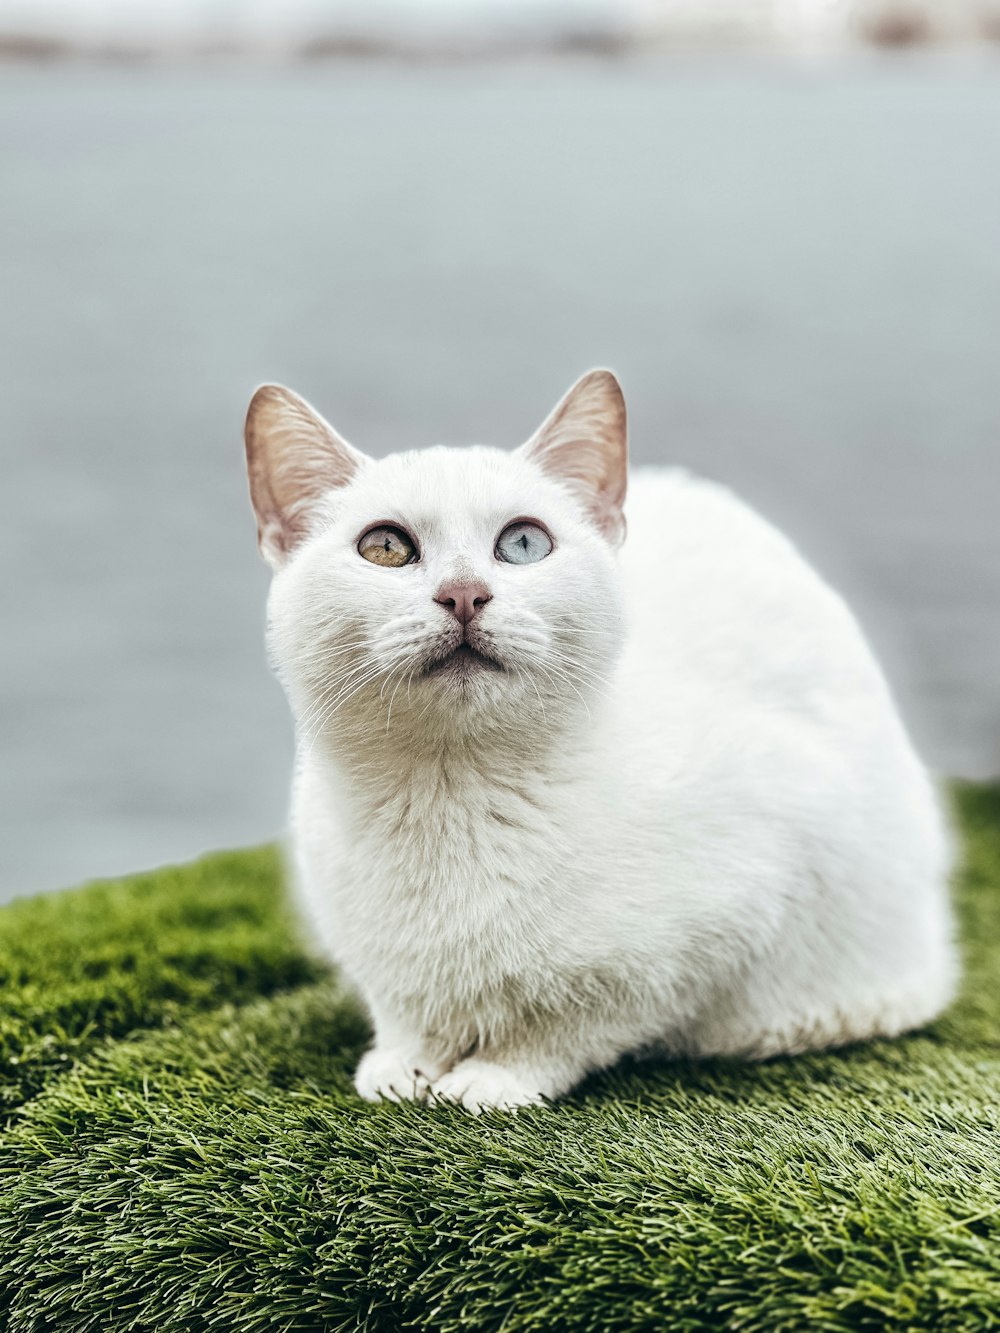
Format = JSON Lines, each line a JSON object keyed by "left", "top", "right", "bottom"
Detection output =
{"left": 523, "top": 370, "right": 628, "bottom": 546}
{"left": 245, "top": 384, "right": 364, "bottom": 565}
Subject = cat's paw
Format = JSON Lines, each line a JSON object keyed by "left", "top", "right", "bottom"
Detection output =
{"left": 430, "top": 1059, "right": 546, "bottom": 1113}
{"left": 354, "top": 1047, "right": 435, "bottom": 1103}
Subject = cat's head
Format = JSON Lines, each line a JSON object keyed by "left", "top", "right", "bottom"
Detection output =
{"left": 245, "top": 371, "right": 628, "bottom": 750}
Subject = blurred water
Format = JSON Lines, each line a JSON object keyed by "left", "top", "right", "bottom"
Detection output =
{"left": 2, "top": 57, "right": 999, "bottom": 902}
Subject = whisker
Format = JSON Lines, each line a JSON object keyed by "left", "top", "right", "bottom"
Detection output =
{"left": 515, "top": 662, "right": 547, "bottom": 725}
{"left": 298, "top": 661, "right": 389, "bottom": 748}
{"left": 384, "top": 664, "right": 413, "bottom": 734}
{"left": 531, "top": 657, "right": 595, "bottom": 720}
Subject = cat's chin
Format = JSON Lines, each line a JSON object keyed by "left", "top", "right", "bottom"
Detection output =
{"left": 423, "top": 642, "right": 504, "bottom": 682}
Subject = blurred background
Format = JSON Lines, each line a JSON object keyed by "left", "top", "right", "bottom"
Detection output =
{"left": 2, "top": 0, "right": 999, "bottom": 903}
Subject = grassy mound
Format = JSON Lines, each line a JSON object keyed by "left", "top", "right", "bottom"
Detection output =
{"left": 0, "top": 788, "right": 998, "bottom": 1331}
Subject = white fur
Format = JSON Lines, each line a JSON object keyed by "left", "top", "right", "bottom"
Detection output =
{"left": 258, "top": 400, "right": 956, "bottom": 1112}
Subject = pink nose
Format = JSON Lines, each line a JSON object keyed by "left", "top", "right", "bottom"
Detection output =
{"left": 434, "top": 580, "right": 492, "bottom": 626}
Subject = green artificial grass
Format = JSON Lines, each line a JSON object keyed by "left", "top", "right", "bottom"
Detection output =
{"left": 1, "top": 788, "right": 998, "bottom": 1332}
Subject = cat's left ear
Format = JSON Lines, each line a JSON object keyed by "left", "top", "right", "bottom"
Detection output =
{"left": 519, "top": 369, "right": 628, "bottom": 546}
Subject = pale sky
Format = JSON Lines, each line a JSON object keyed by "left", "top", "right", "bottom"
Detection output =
{"left": 0, "top": 0, "right": 988, "bottom": 48}
{"left": 0, "top": 0, "right": 626, "bottom": 35}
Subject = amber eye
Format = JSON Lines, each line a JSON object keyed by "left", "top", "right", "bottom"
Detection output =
{"left": 358, "top": 525, "right": 418, "bottom": 567}
{"left": 496, "top": 521, "right": 553, "bottom": 565}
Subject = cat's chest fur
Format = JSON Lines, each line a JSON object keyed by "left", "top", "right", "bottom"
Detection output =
{"left": 293, "top": 746, "right": 616, "bottom": 1011}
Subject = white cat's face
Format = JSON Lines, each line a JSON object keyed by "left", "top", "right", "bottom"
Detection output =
{"left": 246, "top": 372, "right": 628, "bottom": 745}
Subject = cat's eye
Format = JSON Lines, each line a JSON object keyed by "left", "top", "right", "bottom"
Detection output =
{"left": 358, "top": 525, "right": 418, "bottom": 567}
{"left": 495, "top": 521, "right": 553, "bottom": 565}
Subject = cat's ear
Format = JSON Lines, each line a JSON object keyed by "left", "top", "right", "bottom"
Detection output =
{"left": 520, "top": 369, "right": 628, "bottom": 546}
{"left": 244, "top": 384, "right": 367, "bottom": 568}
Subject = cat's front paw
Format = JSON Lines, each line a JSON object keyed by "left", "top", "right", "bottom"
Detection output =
{"left": 354, "top": 1047, "right": 435, "bottom": 1103}
{"left": 430, "top": 1059, "right": 546, "bottom": 1113}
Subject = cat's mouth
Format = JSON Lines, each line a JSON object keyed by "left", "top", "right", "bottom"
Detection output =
{"left": 425, "top": 642, "right": 503, "bottom": 678}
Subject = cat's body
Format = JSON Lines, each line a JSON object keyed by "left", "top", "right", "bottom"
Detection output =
{"left": 246, "top": 372, "right": 955, "bottom": 1110}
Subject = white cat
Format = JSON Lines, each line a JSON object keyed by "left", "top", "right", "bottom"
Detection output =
{"left": 244, "top": 370, "right": 956, "bottom": 1112}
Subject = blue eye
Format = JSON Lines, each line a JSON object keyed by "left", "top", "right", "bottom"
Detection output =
{"left": 495, "top": 521, "right": 553, "bottom": 565}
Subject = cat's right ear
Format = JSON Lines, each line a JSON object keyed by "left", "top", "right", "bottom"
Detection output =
{"left": 244, "top": 384, "right": 367, "bottom": 568}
